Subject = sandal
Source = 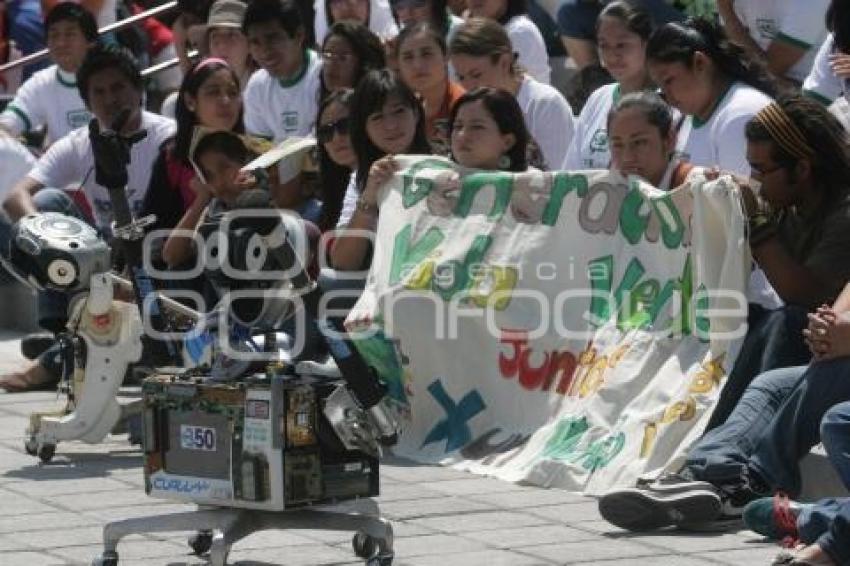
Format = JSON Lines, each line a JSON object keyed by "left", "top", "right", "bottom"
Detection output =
{"left": 0, "top": 362, "right": 59, "bottom": 393}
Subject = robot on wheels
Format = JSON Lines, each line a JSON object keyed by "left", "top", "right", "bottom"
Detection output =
{"left": 4, "top": 112, "right": 401, "bottom": 565}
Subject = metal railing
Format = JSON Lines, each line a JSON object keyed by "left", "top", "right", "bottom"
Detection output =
{"left": 0, "top": 1, "right": 178, "bottom": 75}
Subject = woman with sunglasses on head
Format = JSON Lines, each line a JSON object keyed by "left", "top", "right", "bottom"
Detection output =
{"left": 397, "top": 23, "right": 465, "bottom": 154}
{"left": 316, "top": 89, "right": 358, "bottom": 232}
{"left": 464, "top": 0, "right": 550, "bottom": 84}
{"left": 647, "top": 17, "right": 778, "bottom": 176}
{"left": 330, "top": 69, "right": 432, "bottom": 271}
{"left": 449, "top": 87, "right": 529, "bottom": 172}
{"left": 320, "top": 21, "right": 386, "bottom": 98}
{"left": 449, "top": 18, "right": 574, "bottom": 170}
{"left": 565, "top": 1, "right": 656, "bottom": 171}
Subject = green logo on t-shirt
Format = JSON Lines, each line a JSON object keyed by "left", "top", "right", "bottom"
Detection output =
{"left": 756, "top": 18, "right": 777, "bottom": 40}
{"left": 590, "top": 128, "right": 608, "bottom": 153}
{"left": 282, "top": 111, "right": 299, "bottom": 133}
{"left": 67, "top": 109, "right": 92, "bottom": 129}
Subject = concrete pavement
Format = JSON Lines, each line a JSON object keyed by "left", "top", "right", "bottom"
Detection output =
{"left": 0, "top": 330, "right": 785, "bottom": 566}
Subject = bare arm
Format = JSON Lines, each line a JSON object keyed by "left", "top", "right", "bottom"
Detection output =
{"left": 162, "top": 180, "right": 212, "bottom": 268}
{"left": 3, "top": 176, "right": 43, "bottom": 221}
{"left": 716, "top": 0, "right": 765, "bottom": 61}
{"left": 751, "top": 237, "right": 835, "bottom": 308}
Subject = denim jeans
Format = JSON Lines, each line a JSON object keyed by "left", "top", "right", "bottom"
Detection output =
{"left": 796, "top": 401, "right": 850, "bottom": 564}
{"left": 684, "top": 358, "right": 850, "bottom": 498}
{"left": 706, "top": 304, "right": 812, "bottom": 430}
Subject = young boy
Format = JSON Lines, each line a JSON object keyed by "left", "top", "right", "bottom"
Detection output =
{"left": 0, "top": 2, "right": 98, "bottom": 145}
{"left": 241, "top": 0, "right": 321, "bottom": 143}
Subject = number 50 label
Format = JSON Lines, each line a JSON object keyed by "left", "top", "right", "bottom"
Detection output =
{"left": 180, "top": 425, "right": 216, "bottom": 451}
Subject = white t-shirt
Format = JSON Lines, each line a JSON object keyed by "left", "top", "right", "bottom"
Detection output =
{"left": 728, "top": 0, "right": 828, "bottom": 83}
{"left": 0, "top": 65, "right": 91, "bottom": 145}
{"left": 564, "top": 83, "right": 618, "bottom": 170}
{"left": 505, "top": 15, "right": 551, "bottom": 85}
{"left": 803, "top": 34, "right": 847, "bottom": 105}
{"left": 313, "top": 0, "right": 399, "bottom": 44}
{"left": 336, "top": 172, "right": 359, "bottom": 229}
{"left": 0, "top": 135, "right": 36, "bottom": 203}
{"left": 243, "top": 50, "right": 322, "bottom": 142}
{"left": 516, "top": 76, "right": 575, "bottom": 171}
{"left": 27, "top": 111, "right": 175, "bottom": 231}
{"left": 676, "top": 82, "right": 772, "bottom": 175}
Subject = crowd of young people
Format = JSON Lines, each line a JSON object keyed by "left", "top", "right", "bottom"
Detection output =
{"left": 1, "top": 1, "right": 850, "bottom": 563}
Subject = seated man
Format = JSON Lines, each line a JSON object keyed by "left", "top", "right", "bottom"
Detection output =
{"left": 0, "top": 2, "right": 98, "bottom": 146}
{"left": 596, "top": 282, "right": 850, "bottom": 532}
{"left": 706, "top": 95, "right": 850, "bottom": 429}
{"left": 0, "top": 43, "right": 175, "bottom": 392}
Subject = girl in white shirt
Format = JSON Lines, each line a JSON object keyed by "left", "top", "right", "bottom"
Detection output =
{"left": 449, "top": 18, "right": 575, "bottom": 170}
{"left": 565, "top": 1, "right": 656, "bottom": 171}
{"left": 464, "top": 0, "right": 550, "bottom": 84}
{"left": 646, "top": 18, "right": 778, "bottom": 176}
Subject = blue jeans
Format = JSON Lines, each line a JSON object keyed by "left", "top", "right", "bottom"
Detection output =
{"left": 796, "top": 402, "right": 850, "bottom": 564}
{"left": 706, "top": 304, "right": 812, "bottom": 430}
{"left": 684, "top": 359, "right": 850, "bottom": 498}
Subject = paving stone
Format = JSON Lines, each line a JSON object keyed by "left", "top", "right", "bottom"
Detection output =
{"left": 0, "top": 551, "right": 68, "bottom": 565}
{"left": 392, "top": 533, "right": 489, "bottom": 556}
{"left": 394, "top": 548, "right": 553, "bottom": 566}
{"left": 409, "top": 510, "right": 550, "bottom": 533}
{"left": 697, "top": 545, "right": 789, "bottom": 565}
{"left": 520, "top": 539, "right": 671, "bottom": 563}
{"left": 461, "top": 524, "right": 601, "bottom": 548}
{"left": 377, "top": 496, "right": 495, "bottom": 520}
{"left": 631, "top": 532, "right": 768, "bottom": 553}
{"left": 418, "top": 477, "right": 530, "bottom": 496}
{"left": 469, "top": 487, "right": 588, "bottom": 508}
{"left": 225, "top": 543, "right": 360, "bottom": 565}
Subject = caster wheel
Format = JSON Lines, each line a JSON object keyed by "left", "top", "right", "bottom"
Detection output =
{"left": 352, "top": 532, "right": 378, "bottom": 559}
{"left": 91, "top": 550, "right": 118, "bottom": 566}
{"left": 24, "top": 438, "right": 38, "bottom": 456}
{"left": 38, "top": 443, "right": 55, "bottom": 463}
{"left": 188, "top": 530, "right": 213, "bottom": 555}
{"left": 366, "top": 555, "right": 393, "bottom": 566}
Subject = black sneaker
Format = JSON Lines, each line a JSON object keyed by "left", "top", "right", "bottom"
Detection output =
{"left": 20, "top": 333, "right": 56, "bottom": 360}
{"left": 598, "top": 475, "right": 723, "bottom": 531}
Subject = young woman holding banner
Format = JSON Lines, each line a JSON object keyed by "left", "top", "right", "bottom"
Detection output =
{"left": 329, "top": 69, "right": 432, "bottom": 271}
{"left": 448, "top": 87, "right": 529, "bottom": 172}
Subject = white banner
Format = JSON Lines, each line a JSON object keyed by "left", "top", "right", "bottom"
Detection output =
{"left": 346, "top": 156, "right": 750, "bottom": 494}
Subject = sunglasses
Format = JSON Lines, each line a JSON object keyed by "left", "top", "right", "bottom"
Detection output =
{"left": 317, "top": 116, "right": 350, "bottom": 143}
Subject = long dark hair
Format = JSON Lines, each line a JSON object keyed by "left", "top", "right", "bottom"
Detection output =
{"left": 498, "top": 0, "right": 527, "bottom": 25}
{"left": 317, "top": 89, "right": 356, "bottom": 231}
{"left": 745, "top": 94, "right": 850, "bottom": 205}
{"left": 826, "top": 0, "right": 850, "bottom": 54}
{"left": 320, "top": 21, "right": 386, "bottom": 98}
{"left": 646, "top": 18, "right": 778, "bottom": 98}
{"left": 349, "top": 69, "right": 431, "bottom": 191}
{"left": 174, "top": 59, "right": 245, "bottom": 163}
{"left": 449, "top": 87, "right": 528, "bottom": 171}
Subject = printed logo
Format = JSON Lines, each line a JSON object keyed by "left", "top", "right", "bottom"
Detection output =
{"left": 282, "top": 111, "right": 299, "bottom": 133}
{"left": 589, "top": 128, "right": 608, "bottom": 153}
{"left": 67, "top": 109, "right": 92, "bottom": 129}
